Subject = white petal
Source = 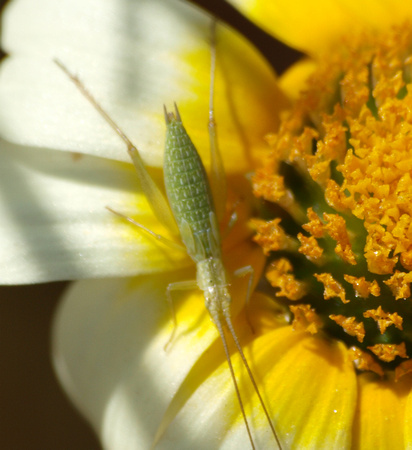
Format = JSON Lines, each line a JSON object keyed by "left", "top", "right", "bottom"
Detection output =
{"left": 53, "top": 276, "right": 222, "bottom": 449}
{"left": 53, "top": 247, "right": 272, "bottom": 449}
{"left": 0, "top": 140, "right": 188, "bottom": 283}
{"left": 0, "top": 0, "right": 207, "bottom": 166}
{"left": 0, "top": 0, "right": 281, "bottom": 172}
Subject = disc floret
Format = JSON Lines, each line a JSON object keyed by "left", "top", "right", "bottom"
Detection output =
{"left": 253, "top": 25, "right": 412, "bottom": 379}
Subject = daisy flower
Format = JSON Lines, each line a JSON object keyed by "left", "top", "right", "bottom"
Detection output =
{"left": 1, "top": 0, "right": 412, "bottom": 448}
{"left": 0, "top": 0, "right": 285, "bottom": 448}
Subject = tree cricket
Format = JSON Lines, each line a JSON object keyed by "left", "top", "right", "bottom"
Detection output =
{"left": 55, "top": 22, "right": 281, "bottom": 449}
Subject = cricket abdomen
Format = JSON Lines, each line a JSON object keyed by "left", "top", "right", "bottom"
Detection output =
{"left": 164, "top": 114, "right": 221, "bottom": 261}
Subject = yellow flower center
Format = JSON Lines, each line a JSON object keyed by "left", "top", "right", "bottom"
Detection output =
{"left": 252, "top": 24, "right": 412, "bottom": 379}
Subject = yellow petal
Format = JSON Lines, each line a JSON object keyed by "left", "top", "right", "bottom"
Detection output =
{"left": 229, "top": 0, "right": 412, "bottom": 55}
{"left": 177, "top": 24, "right": 289, "bottom": 173}
{"left": 403, "top": 381, "right": 412, "bottom": 448}
{"left": 353, "top": 373, "right": 411, "bottom": 449}
{"left": 177, "top": 293, "right": 356, "bottom": 448}
{"left": 278, "top": 58, "right": 317, "bottom": 101}
{"left": 247, "top": 296, "right": 357, "bottom": 448}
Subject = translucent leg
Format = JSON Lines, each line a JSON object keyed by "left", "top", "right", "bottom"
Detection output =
{"left": 221, "top": 199, "right": 240, "bottom": 241}
{"left": 106, "top": 207, "right": 185, "bottom": 253}
{"left": 54, "top": 59, "right": 178, "bottom": 234}
{"left": 233, "top": 265, "right": 255, "bottom": 334}
{"left": 208, "top": 20, "right": 227, "bottom": 223}
{"left": 164, "top": 280, "right": 198, "bottom": 350}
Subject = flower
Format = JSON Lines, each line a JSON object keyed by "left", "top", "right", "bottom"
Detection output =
{"left": 233, "top": 1, "right": 412, "bottom": 448}
{"left": 0, "top": 0, "right": 283, "bottom": 284}
{"left": 2, "top": 0, "right": 412, "bottom": 449}
{"left": 0, "top": 0, "right": 286, "bottom": 448}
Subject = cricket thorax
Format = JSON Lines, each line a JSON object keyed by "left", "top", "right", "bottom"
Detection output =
{"left": 197, "top": 257, "right": 231, "bottom": 317}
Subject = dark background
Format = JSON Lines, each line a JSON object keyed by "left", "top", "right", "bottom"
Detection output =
{"left": 0, "top": 1, "right": 300, "bottom": 449}
{"left": 1, "top": 282, "right": 100, "bottom": 450}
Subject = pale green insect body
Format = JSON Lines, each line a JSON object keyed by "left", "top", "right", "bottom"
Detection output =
{"left": 163, "top": 110, "right": 281, "bottom": 449}
{"left": 164, "top": 109, "right": 233, "bottom": 343}
{"left": 164, "top": 110, "right": 221, "bottom": 262}
{"left": 196, "top": 258, "right": 231, "bottom": 323}
{"left": 54, "top": 58, "right": 281, "bottom": 449}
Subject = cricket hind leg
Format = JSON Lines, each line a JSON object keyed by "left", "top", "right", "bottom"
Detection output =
{"left": 54, "top": 59, "right": 179, "bottom": 236}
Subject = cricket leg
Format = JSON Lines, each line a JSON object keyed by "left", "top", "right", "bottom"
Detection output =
{"left": 164, "top": 280, "right": 198, "bottom": 350}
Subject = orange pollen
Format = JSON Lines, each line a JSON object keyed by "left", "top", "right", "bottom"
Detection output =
{"left": 383, "top": 270, "right": 412, "bottom": 299}
{"left": 251, "top": 218, "right": 297, "bottom": 255}
{"left": 302, "top": 207, "right": 324, "bottom": 238}
{"left": 253, "top": 169, "right": 287, "bottom": 204}
{"left": 252, "top": 23, "right": 412, "bottom": 375}
{"left": 349, "top": 347, "right": 384, "bottom": 377}
{"left": 363, "top": 306, "right": 403, "bottom": 334}
{"left": 367, "top": 343, "right": 408, "bottom": 363}
{"left": 297, "top": 234, "right": 324, "bottom": 262}
{"left": 343, "top": 275, "right": 380, "bottom": 298}
{"left": 266, "top": 259, "right": 307, "bottom": 301}
{"left": 289, "top": 304, "right": 322, "bottom": 334}
{"left": 329, "top": 315, "right": 365, "bottom": 342}
{"left": 314, "top": 273, "right": 348, "bottom": 304}
{"left": 323, "top": 213, "right": 357, "bottom": 264}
